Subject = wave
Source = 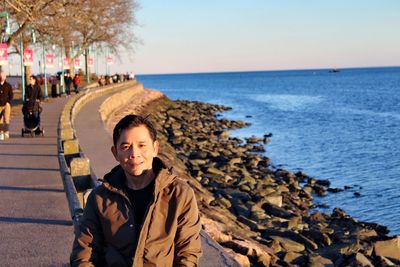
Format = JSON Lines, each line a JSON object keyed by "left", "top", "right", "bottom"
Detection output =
{"left": 248, "top": 94, "right": 324, "bottom": 111}
{"left": 339, "top": 107, "right": 400, "bottom": 120}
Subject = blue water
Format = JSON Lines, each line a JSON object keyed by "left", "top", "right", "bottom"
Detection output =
{"left": 137, "top": 67, "right": 400, "bottom": 235}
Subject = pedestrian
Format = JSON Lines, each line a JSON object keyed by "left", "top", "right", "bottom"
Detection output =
{"left": 0, "top": 71, "right": 13, "bottom": 140}
{"left": 70, "top": 114, "right": 202, "bottom": 266}
{"left": 64, "top": 73, "right": 72, "bottom": 95}
{"left": 24, "top": 75, "right": 43, "bottom": 118}
{"left": 73, "top": 74, "right": 81, "bottom": 94}
{"left": 50, "top": 75, "right": 59, "bottom": 98}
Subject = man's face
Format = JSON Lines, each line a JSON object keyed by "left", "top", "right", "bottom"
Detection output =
{"left": 111, "top": 125, "right": 159, "bottom": 177}
{"left": 0, "top": 73, "right": 6, "bottom": 82}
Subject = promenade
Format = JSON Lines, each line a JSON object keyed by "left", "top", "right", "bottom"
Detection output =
{"left": 0, "top": 85, "right": 239, "bottom": 266}
{"left": 74, "top": 88, "right": 240, "bottom": 267}
{"left": 0, "top": 97, "right": 73, "bottom": 266}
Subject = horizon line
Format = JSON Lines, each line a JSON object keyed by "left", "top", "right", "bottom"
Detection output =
{"left": 135, "top": 65, "right": 400, "bottom": 76}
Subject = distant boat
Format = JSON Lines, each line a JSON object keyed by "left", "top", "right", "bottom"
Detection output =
{"left": 329, "top": 68, "right": 340, "bottom": 73}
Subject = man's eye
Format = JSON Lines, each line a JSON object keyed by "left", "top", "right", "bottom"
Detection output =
{"left": 121, "top": 146, "right": 130, "bottom": 150}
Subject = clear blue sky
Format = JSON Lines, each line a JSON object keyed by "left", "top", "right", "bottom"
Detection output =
{"left": 5, "top": 0, "right": 400, "bottom": 76}
{"left": 121, "top": 0, "right": 400, "bottom": 74}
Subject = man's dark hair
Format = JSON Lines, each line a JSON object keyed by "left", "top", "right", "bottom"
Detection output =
{"left": 113, "top": 114, "right": 157, "bottom": 146}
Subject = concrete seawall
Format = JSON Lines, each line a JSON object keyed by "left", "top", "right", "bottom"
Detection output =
{"left": 58, "top": 82, "right": 240, "bottom": 266}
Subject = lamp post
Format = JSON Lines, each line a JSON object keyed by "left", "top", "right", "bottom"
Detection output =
{"left": 95, "top": 44, "right": 98, "bottom": 75}
{"left": 20, "top": 33, "right": 25, "bottom": 102}
{"left": 60, "top": 45, "right": 65, "bottom": 95}
{"left": 106, "top": 47, "right": 110, "bottom": 76}
{"left": 42, "top": 44, "right": 48, "bottom": 99}
{"left": 85, "top": 47, "right": 89, "bottom": 83}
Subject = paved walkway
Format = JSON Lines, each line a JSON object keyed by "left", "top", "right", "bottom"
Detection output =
{"left": 0, "top": 96, "right": 74, "bottom": 266}
{"left": 74, "top": 89, "right": 240, "bottom": 267}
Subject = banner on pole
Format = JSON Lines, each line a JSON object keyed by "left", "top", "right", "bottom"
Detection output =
{"left": 106, "top": 56, "right": 113, "bottom": 65}
{"left": 74, "top": 58, "right": 81, "bottom": 69}
{"left": 45, "top": 53, "right": 55, "bottom": 68}
{"left": 0, "top": 43, "right": 8, "bottom": 65}
{"left": 63, "top": 57, "right": 71, "bottom": 69}
{"left": 23, "top": 48, "right": 33, "bottom": 66}
{"left": 88, "top": 57, "right": 94, "bottom": 67}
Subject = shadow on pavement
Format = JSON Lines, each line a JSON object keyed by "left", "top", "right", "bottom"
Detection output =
{"left": 0, "top": 185, "right": 64, "bottom": 193}
{"left": 0, "top": 216, "right": 73, "bottom": 226}
{"left": 0, "top": 167, "right": 59, "bottom": 171}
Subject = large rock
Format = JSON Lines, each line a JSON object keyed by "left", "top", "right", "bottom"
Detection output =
{"left": 224, "top": 248, "right": 250, "bottom": 267}
{"left": 223, "top": 239, "right": 274, "bottom": 266}
{"left": 270, "top": 236, "right": 305, "bottom": 252}
{"left": 308, "top": 254, "right": 334, "bottom": 267}
{"left": 262, "top": 202, "right": 294, "bottom": 219}
{"left": 373, "top": 236, "right": 400, "bottom": 261}
{"left": 201, "top": 217, "right": 232, "bottom": 243}
{"left": 354, "top": 253, "right": 374, "bottom": 267}
{"left": 263, "top": 193, "right": 283, "bottom": 207}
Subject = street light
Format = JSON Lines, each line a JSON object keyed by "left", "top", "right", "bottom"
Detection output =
{"left": 42, "top": 44, "right": 48, "bottom": 99}
{"left": 20, "top": 31, "right": 25, "bottom": 102}
{"left": 60, "top": 45, "right": 65, "bottom": 95}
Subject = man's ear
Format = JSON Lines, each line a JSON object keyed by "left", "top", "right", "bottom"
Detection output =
{"left": 111, "top": 146, "right": 118, "bottom": 161}
{"left": 153, "top": 140, "right": 159, "bottom": 156}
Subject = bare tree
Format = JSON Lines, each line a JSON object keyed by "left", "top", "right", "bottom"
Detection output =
{"left": 1, "top": 0, "right": 139, "bottom": 74}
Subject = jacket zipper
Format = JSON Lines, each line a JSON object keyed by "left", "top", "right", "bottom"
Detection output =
{"left": 132, "top": 181, "right": 162, "bottom": 266}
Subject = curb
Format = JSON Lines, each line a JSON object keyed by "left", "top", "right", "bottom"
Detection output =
{"left": 56, "top": 80, "right": 137, "bottom": 231}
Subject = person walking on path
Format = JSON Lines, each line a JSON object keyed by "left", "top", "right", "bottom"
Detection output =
{"left": 24, "top": 75, "right": 43, "bottom": 118}
{"left": 50, "top": 75, "right": 59, "bottom": 98}
{"left": 64, "top": 73, "right": 72, "bottom": 95}
{"left": 0, "top": 71, "right": 13, "bottom": 140}
{"left": 70, "top": 114, "right": 202, "bottom": 267}
{"left": 73, "top": 74, "right": 80, "bottom": 94}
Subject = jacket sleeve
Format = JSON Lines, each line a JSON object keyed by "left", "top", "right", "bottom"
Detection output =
{"left": 70, "top": 191, "right": 105, "bottom": 267}
{"left": 174, "top": 185, "right": 202, "bottom": 266}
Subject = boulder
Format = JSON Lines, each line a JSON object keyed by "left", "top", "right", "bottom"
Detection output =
{"left": 308, "top": 254, "right": 334, "bottom": 267}
{"left": 224, "top": 249, "right": 250, "bottom": 267}
{"left": 283, "top": 251, "right": 303, "bottom": 264}
{"left": 201, "top": 217, "right": 232, "bottom": 243}
{"left": 354, "top": 253, "right": 374, "bottom": 267}
{"left": 262, "top": 202, "right": 294, "bottom": 219}
{"left": 206, "top": 167, "right": 225, "bottom": 176}
{"left": 238, "top": 215, "right": 266, "bottom": 232}
{"left": 223, "top": 239, "right": 274, "bottom": 266}
{"left": 270, "top": 236, "right": 305, "bottom": 252}
{"left": 263, "top": 193, "right": 283, "bottom": 207}
{"left": 373, "top": 236, "right": 400, "bottom": 261}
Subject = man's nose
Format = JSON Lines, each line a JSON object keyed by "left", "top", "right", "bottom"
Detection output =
{"left": 129, "top": 147, "right": 141, "bottom": 158}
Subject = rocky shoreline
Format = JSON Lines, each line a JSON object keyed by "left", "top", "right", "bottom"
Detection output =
{"left": 107, "top": 92, "right": 400, "bottom": 266}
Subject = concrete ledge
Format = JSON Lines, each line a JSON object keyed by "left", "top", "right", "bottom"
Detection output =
{"left": 57, "top": 81, "right": 137, "bottom": 222}
{"left": 99, "top": 83, "right": 144, "bottom": 122}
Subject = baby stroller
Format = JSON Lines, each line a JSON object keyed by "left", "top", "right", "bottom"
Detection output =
{"left": 21, "top": 101, "right": 45, "bottom": 137}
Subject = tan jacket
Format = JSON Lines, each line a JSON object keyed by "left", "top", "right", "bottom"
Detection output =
{"left": 71, "top": 158, "right": 202, "bottom": 266}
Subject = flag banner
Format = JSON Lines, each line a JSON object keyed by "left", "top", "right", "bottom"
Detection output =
{"left": 106, "top": 56, "right": 113, "bottom": 65}
{"left": 74, "top": 58, "right": 81, "bottom": 68}
{"left": 88, "top": 57, "right": 94, "bottom": 67}
{"left": 23, "top": 48, "right": 33, "bottom": 66}
{"left": 45, "top": 53, "right": 55, "bottom": 68}
{"left": 64, "top": 57, "right": 71, "bottom": 69}
{"left": 0, "top": 43, "right": 8, "bottom": 65}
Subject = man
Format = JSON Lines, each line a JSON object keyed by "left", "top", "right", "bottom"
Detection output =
{"left": 71, "top": 114, "right": 202, "bottom": 266}
{"left": 0, "top": 72, "right": 13, "bottom": 140}
{"left": 64, "top": 73, "right": 72, "bottom": 95}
